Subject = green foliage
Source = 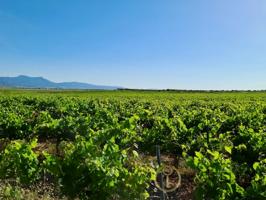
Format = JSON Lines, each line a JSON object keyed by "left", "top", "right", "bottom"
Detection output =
{"left": 44, "top": 135, "right": 155, "bottom": 199}
{"left": 0, "top": 184, "right": 24, "bottom": 200}
{"left": 0, "top": 139, "right": 40, "bottom": 184}
{"left": 0, "top": 91, "right": 266, "bottom": 199}
{"left": 187, "top": 150, "right": 245, "bottom": 200}
{"left": 246, "top": 158, "right": 266, "bottom": 199}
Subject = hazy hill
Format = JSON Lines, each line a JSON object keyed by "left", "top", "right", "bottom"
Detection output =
{"left": 0, "top": 75, "right": 119, "bottom": 90}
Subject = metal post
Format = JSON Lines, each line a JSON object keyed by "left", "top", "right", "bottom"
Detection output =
{"left": 156, "top": 145, "right": 165, "bottom": 200}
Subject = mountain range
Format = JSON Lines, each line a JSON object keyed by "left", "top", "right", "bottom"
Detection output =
{"left": 0, "top": 75, "right": 120, "bottom": 90}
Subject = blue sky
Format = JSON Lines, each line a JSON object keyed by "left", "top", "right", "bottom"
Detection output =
{"left": 0, "top": 0, "right": 266, "bottom": 89}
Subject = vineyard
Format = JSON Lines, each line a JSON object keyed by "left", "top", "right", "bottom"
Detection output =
{"left": 0, "top": 89, "right": 265, "bottom": 199}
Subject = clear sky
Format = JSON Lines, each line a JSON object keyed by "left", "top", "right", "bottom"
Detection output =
{"left": 0, "top": 0, "right": 266, "bottom": 90}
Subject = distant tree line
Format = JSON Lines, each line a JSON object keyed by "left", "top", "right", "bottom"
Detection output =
{"left": 118, "top": 88, "right": 266, "bottom": 93}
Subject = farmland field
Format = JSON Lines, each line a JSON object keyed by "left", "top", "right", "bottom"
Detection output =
{"left": 0, "top": 89, "right": 265, "bottom": 199}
